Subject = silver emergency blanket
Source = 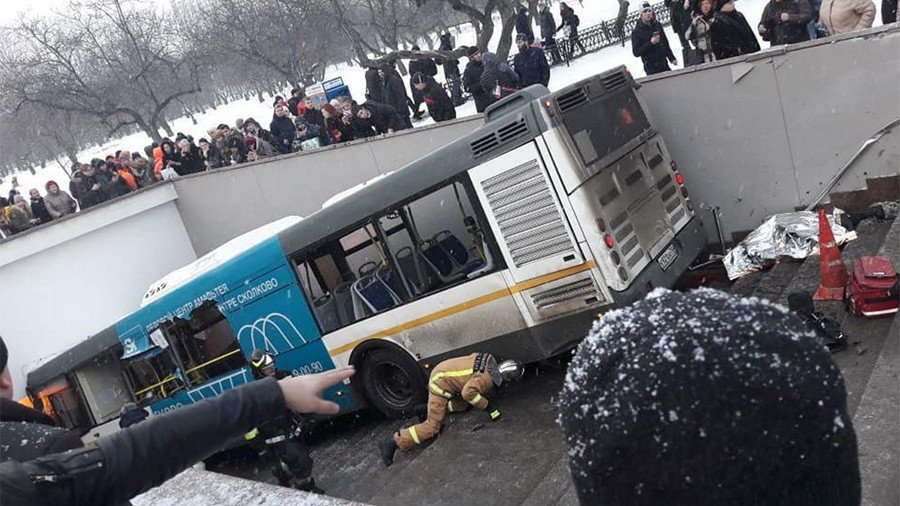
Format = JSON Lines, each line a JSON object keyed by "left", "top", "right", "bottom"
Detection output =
{"left": 723, "top": 209, "right": 856, "bottom": 280}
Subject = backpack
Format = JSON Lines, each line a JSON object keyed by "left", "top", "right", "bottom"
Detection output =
{"left": 572, "top": 14, "right": 580, "bottom": 27}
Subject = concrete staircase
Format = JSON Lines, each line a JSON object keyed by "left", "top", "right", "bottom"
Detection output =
{"left": 726, "top": 214, "right": 900, "bottom": 504}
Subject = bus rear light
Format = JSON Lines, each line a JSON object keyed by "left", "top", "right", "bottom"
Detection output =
{"left": 685, "top": 199, "right": 694, "bottom": 212}
{"left": 596, "top": 217, "right": 607, "bottom": 232}
{"left": 604, "top": 234, "right": 615, "bottom": 249}
{"left": 618, "top": 267, "right": 629, "bottom": 281}
{"left": 681, "top": 187, "right": 689, "bottom": 198}
{"left": 543, "top": 99, "right": 556, "bottom": 118}
{"left": 674, "top": 172, "right": 684, "bottom": 185}
{"left": 610, "top": 251, "right": 621, "bottom": 265}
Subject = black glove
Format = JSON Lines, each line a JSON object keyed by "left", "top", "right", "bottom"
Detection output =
{"left": 485, "top": 401, "right": 501, "bottom": 422}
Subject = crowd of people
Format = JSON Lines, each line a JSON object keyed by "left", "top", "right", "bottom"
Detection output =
{"left": 640, "top": 0, "right": 889, "bottom": 74}
{"left": 2, "top": 0, "right": 893, "bottom": 238}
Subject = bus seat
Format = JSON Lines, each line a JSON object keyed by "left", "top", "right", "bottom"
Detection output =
{"left": 313, "top": 294, "right": 340, "bottom": 334}
{"left": 333, "top": 280, "right": 356, "bottom": 326}
{"left": 434, "top": 231, "right": 485, "bottom": 273}
{"left": 358, "top": 261, "right": 378, "bottom": 279}
{"left": 353, "top": 276, "right": 399, "bottom": 313}
{"left": 421, "top": 240, "right": 457, "bottom": 279}
{"left": 377, "top": 264, "right": 409, "bottom": 301}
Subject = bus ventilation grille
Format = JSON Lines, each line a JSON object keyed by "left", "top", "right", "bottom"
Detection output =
{"left": 556, "top": 87, "right": 588, "bottom": 113}
{"left": 470, "top": 118, "right": 528, "bottom": 158}
{"left": 530, "top": 277, "right": 597, "bottom": 310}
{"left": 601, "top": 72, "right": 627, "bottom": 93}
{"left": 481, "top": 159, "right": 576, "bottom": 267}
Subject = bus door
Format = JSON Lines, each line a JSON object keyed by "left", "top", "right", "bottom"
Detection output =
{"left": 469, "top": 142, "right": 604, "bottom": 323}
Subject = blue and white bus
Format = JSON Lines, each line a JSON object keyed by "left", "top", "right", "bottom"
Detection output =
{"left": 27, "top": 66, "right": 706, "bottom": 442}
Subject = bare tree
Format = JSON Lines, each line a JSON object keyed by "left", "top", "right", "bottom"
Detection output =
{"left": 2, "top": 0, "right": 201, "bottom": 143}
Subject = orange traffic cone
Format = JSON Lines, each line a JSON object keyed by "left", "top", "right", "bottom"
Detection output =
{"left": 813, "top": 208, "right": 849, "bottom": 301}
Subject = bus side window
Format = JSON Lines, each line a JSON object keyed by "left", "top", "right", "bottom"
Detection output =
{"left": 125, "top": 351, "right": 181, "bottom": 402}
{"left": 295, "top": 223, "right": 405, "bottom": 333}
{"left": 181, "top": 301, "right": 246, "bottom": 382}
{"left": 379, "top": 181, "right": 492, "bottom": 298}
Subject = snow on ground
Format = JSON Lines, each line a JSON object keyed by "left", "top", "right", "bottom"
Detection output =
{"left": 2, "top": 0, "right": 774, "bottom": 197}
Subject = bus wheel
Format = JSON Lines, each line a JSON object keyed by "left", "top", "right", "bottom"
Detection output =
{"left": 361, "top": 349, "right": 427, "bottom": 419}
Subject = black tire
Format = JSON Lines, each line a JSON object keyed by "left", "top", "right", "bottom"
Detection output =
{"left": 360, "top": 348, "right": 427, "bottom": 419}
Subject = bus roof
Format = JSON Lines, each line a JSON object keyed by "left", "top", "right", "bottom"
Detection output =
{"left": 140, "top": 216, "right": 303, "bottom": 307}
{"left": 27, "top": 325, "right": 121, "bottom": 388}
{"left": 277, "top": 85, "right": 551, "bottom": 256}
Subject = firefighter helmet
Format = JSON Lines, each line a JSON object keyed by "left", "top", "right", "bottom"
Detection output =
{"left": 249, "top": 349, "right": 276, "bottom": 377}
{"left": 497, "top": 359, "right": 524, "bottom": 384}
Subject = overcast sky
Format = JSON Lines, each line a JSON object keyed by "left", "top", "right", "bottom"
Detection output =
{"left": 0, "top": 0, "right": 172, "bottom": 25}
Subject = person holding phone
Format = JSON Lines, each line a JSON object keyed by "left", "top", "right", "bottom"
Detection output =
{"left": 632, "top": 1, "right": 678, "bottom": 75}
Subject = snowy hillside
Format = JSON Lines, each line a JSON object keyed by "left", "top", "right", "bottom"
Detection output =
{"left": 3, "top": 0, "right": 775, "bottom": 195}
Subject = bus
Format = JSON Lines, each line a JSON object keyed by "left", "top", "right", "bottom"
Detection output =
{"left": 27, "top": 66, "right": 706, "bottom": 441}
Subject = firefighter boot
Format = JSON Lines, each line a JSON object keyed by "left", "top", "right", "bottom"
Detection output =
{"left": 380, "top": 436, "right": 399, "bottom": 467}
{"left": 295, "top": 476, "right": 325, "bottom": 494}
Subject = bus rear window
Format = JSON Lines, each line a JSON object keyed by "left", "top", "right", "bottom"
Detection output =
{"left": 562, "top": 91, "right": 651, "bottom": 167}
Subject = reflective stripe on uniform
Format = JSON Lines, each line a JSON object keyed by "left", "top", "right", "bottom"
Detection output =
{"left": 429, "top": 368, "right": 474, "bottom": 399}
{"left": 469, "top": 393, "right": 483, "bottom": 406}
{"left": 490, "top": 409, "right": 501, "bottom": 420}
{"left": 265, "top": 435, "right": 287, "bottom": 445}
{"left": 409, "top": 426, "right": 421, "bottom": 445}
{"left": 244, "top": 428, "right": 259, "bottom": 440}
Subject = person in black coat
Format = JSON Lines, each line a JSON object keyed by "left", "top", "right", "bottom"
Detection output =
{"left": 758, "top": 0, "right": 813, "bottom": 45}
{"left": 439, "top": 34, "right": 465, "bottom": 105}
{"left": 75, "top": 163, "right": 109, "bottom": 209}
{"left": 557, "top": 2, "right": 587, "bottom": 56}
{"left": 269, "top": 105, "right": 297, "bottom": 154}
{"left": 710, "top": 0, "right": 762, "bottom": 59}
{"left": 513, "top": 34, "right": 551, "bottom": 87}
{"left": 539, "top": 3, "right": 563, "bottom": 63}
{"left": 176, "top": 139, "right": 205, "bottom": 175}
{"left": 408, "top": 46, "right": 438, "bottom": 78}
{"left": 198, "top": 138, "right": 226, "bottom": 169}
{"left": 379, "top": 66, "right": 413, "bottom": 129}
{"left": 287, "top": 88, "right": 304, "bottom": 117}
{"left": 365, "top": 67, "right": 384, "bottom": 102}
{"left": 515, "top": 4, "right": 535, "bottom": 43}
{"left": 0, "top": 363, "right": 354, "bottom": 506}
{"left": 1, "top": 337, "right": 83, "bottom": 465}
{"left": 462, "top": 47, "right": 494, "bottom": 113}
{"left": 665, "top": 0, "right": 694, "bottom": 62}
{"left": 27, "top": 189, "right": 53, "bottom": 224}
{"left": 632, "top": 2, "right": 678, "bottom": 75}
{"left": 411, "top": 73, "right": 457, "bottom": 122}
{"left": 883, "top": 0, "right": 898, "bottom": 24}
{"left": 357, "top": 101, "right": 407, "bottom": 134}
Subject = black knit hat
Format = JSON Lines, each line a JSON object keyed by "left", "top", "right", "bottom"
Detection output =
{"left": 0, "top": 336, "right": 7, "bottom": 372}
{"left": 558, "top": 288, "right": 860, "bottom": 505}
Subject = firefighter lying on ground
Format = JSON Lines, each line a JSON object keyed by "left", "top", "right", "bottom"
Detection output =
{"left": 380, "top": 352, "right": 524, "bottom": 466}
{"left": 245, "top": 349, "right": 323, "bottom": 493}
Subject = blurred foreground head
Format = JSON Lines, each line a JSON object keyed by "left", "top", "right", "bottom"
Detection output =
{"left": 558, "top": 288, "right": 859, "bottom": 506}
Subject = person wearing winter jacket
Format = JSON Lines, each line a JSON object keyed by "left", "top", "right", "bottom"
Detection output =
{"left": 513, "top": 34, "right": 551, "bottom": 88}
{"left": 243, "top": 118, "right": 279, "bottom": 157}
{"left": 74, "top": 163, "right": 108, "bottom": 210}
{"left": 93, "top": 159, "right": 130, "bottom": 199}
{"left": 357, "top": 101, "right": 407, "bottom": 134}
{"left": 411, "top": 72, "right": 457, "bottom": 122}
{"left": 819, "top": 0, "right": 875, "bottom": 34}
{"left": 883, "top": 0, "right": 898, "bottom": 24}
{"left": 176, "top": 139, "right": 205, "bottom": 175}
{"left": 556, "top": 2, "right": 587, "bottom": 57}
{"left": 269, "top": 105, "right": 297, "bottom": 154}
{"left": 758, "top": 0, "right": 814, "bottom": 46}
{"left": 615, "top": 0, "right": 631, "bottom": 46}
{"left": 439, "top": 33, "right": 465, "bottom": 105}
{"left": 365, "top": 67, "right": 385, "bottom": 103}
{"left": 0, "top": 357, "right": 354, "bottom": 506}
{"left": 515, "top": 4, "right": 536, "bottom": 43}
{"left": 27, "top": 189, "right": 53, "bottom": 224}
{"left": 42, "top": 181, "right": 77, "bottom": 219}
{"left": 632, "top": 2, "right": 678, "bottom": 75}
{"left": 463, "top": 47, "right": 494, "bottom": 113}
{"left": 686, "top": 0, "right": 717, "bottom": 63}
{"left": 379, "top": 66, "right": 413, "bottom": 130}
{"left": 539, "top": 3, "right": 563, "bottom": 63}
{"left": 480, "top": 51, "right": 520, "bottom": 100}
{"left": 321, "top": 104, "right": 355, "bottom": 143}
{"left": 709, "top": 0, "right": 761, "bottom": 59}
{"left": 292, "top": 117, "right": 331, "bottom": 151}
{"left": 198, "top": 138, "right": 226, "bottom": 169}
{"left": 128, "top": 153, "right": 155, "bottom": 187}
{"left": 408, "top": 46, "right": 439, "bottom": 78}
{"left": 6, "top": 197, "right": 36, "bottom": 234}
{"left": 558, "top": 289, "right": 860, "bottom": 506}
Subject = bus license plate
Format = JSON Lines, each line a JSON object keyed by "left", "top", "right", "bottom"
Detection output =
{"left": 658, "top": 244, "right": 678, "bottom": 271}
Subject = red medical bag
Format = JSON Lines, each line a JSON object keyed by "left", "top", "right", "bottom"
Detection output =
{"left": 845, "top": 256, "right": 899, "bottom": 317}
